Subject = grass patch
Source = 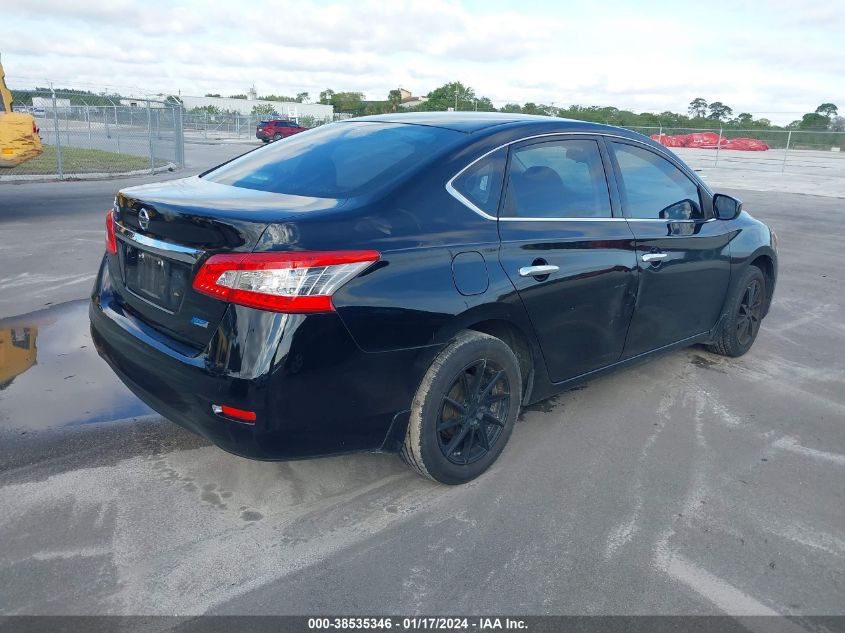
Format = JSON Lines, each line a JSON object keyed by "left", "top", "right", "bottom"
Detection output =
{"left": 2, "top": 145, "right": 169, "bottom": 176}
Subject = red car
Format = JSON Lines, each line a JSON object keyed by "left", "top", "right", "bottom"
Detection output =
{"left": 256, "top": 119, "right": 307, "bottom": 142}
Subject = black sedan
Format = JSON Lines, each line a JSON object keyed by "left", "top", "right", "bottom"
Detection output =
{"left": 90, "top": 113, "right": 778, "bottom": 484}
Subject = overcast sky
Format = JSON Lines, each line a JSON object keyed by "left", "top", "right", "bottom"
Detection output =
{"left": 4, "top": 0, "right": 842, "bottom": 124}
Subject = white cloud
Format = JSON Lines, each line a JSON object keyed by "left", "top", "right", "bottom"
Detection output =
{"left": 3, "top": 0, "right": 843, "bottom": 123}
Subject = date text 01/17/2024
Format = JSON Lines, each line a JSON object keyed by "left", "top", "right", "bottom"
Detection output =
{"left": 307, "top": 617, "right": 528, "bottom": 630}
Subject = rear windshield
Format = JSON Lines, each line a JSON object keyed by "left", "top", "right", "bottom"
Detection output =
{"left": 204, "top": 122, "right": 463, "bottom": 198}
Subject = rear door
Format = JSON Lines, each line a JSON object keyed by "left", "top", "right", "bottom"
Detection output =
{"left": 606, "top": 140, "right": 732, "bottom": 358}
{"left": 497, "top": 136, "right": 638, "bottom": 383}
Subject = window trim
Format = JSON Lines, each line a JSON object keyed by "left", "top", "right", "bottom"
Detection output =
{"left": 449, "top": 147, "right": 507, "bottom": 218}
{"left": 445, "top": 131, "right": 711, "bottom": 222}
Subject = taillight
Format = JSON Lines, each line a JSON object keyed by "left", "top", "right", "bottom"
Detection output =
{"left": 105, "top": 211, "right": 117, "bottom": 254}
{"left": 192, "top": 250, "right": 380, "bottom": 313}
{"left": 212, "top": 404, "right": 256, "bottom": 423}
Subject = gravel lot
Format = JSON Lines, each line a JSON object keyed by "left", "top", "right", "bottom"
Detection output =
{"left": 0, "top": 146, "right": 843, "bottom": 619}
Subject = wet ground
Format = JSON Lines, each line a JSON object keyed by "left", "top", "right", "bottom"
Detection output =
{"left": 0, "top": 180, "right": 843, "bottom": 618}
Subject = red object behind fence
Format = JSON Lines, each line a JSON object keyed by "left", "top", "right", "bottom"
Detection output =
{"left": 650, "top": 133, "right": 769, "bottom": 151}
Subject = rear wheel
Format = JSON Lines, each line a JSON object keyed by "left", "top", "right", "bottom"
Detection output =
{"left": 401, "top": 331, "right": 521, "bottom": 484}
{"left": 708, "top": 266, "right": 766, "bottom": 357}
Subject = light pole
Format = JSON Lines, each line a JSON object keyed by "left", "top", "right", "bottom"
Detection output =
{"left": 454, "top": 88, "right": 458, "bottom": 111}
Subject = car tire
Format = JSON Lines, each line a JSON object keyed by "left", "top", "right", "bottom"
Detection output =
{"left": 708, "top": 266, "right": 766, "bottom": 357}
{"left": 272, "top": 133, "right": 282, "bottom": 141}
{"left": 401, "top": 331, "right": 522, "bottom": 485}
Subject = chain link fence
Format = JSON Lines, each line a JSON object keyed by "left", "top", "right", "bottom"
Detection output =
{"left": 3, "top": 90, "right": 184, "bottom": 179}
{"left": 181, "top": 110, "right": 335, "bottom": 142}
{"left": 5, "top": 93, "right": 844, "bottom": 180}
{"left": 622, "top": 125, "right": 845, "bottom": 175}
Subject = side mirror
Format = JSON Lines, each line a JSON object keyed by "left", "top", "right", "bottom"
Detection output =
{"left": 713, "top": 193, "right": 742, "bottom": 220}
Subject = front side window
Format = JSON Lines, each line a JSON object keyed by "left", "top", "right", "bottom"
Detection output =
{"left": 502, "top": 139, "right": 612, "bottom": 219}
{"left": 204, "top": 121, "right": 463, "bottom": 198}
{"left": 611, "top": 142, "right": 703, "bottom": 220}
{"left": 451, "top": 148, "right": 506, "bottom": 216}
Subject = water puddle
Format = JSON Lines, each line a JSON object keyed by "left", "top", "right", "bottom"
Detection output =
{"left": 0, "top": 299, "right": 152, "bottom": 432}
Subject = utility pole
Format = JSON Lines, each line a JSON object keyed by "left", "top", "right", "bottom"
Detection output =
{"left": 454, "top": 88, "right": 459, "bottom": 112}
{"left": 50, "top": 81, "right": 63, "bottom": 179}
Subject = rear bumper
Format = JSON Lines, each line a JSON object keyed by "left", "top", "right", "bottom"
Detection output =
{"left": 89, "top": 257, "right": 436, "bottom": 460}
{"left": 256, "top": 131, "right": 270, "bottom": 140}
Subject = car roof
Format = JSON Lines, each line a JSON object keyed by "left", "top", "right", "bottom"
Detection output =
{"left": 346, "top": 112, "right": 617, "bottom": 134}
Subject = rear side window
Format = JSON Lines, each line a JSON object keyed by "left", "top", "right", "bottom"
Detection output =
{"left": 502, "top": 139, "right": 611, "bottom": 219}
{"left": 451, "top": 148, "right": 506, "bottom": 216}
{"left": 610, "top": 142, "right": 703, "bottom": 220}
{"left": 205, "top": 122, "right": 463, "bottom": 198}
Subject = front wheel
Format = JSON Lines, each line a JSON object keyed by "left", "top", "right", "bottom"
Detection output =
{"left": 708, "top": 266, "right": 766, "bottom": 357}
{"left": 272, "top": 133, "right": 282, "bottom": 141}
{"left": 401, "top": 331, "right": 522, "bottom": 484}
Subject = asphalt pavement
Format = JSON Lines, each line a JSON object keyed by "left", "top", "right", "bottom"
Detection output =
{"left": 0, "top": 142, "right": 257, "bottom": 316}
{"left": 0, "top": 153, "right": 843, "bottom": 619}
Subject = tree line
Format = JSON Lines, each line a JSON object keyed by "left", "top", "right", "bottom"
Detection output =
{"left": 168, "top": 82, "right": 843, "bottom": 132}
{"left": 314, "top": 82, "right": 842, "bottom": 132}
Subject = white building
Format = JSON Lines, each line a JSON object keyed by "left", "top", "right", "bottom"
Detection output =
{"left": 32, "top": 97, "right": 71, "bottom": 111}
{"left": 120, "top": 98, "right": 167, "bottom": 108}
{"left": 397, "top": 88, "right": 428, "bottom": 109}
{"left": 180, "top": 94, "right": 333, "bottom": 123}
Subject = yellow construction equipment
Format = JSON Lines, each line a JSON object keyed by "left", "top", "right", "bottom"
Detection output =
{"left": 0, "top": 53, "right": 43, "bottom": 168}
{"left": 0, "top": 327, "right": 37, "bottom": 390}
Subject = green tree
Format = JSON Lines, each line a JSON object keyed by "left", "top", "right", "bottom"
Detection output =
{"left": 251, "top": 103, "right": 277, "bottom": 116}
{"left": 521, "top": 102, "right": 544, "bottom": 115}
{"left": 190, "top": 105, "right": 221, "bottom": 114}
{"left": 474, "top": 97, "right": 497, "bottom": 112}
{"left": 829, "top": 116, "right": 845, "bottom": 132}
{"left": 164, "top": 95, "right": 183, "bottom": 106}
{"left": 331, "top": 91, "right": 365, "bottom": 113}
{"left": 707, "top": 101, "right": 733, "bottom": 121}
{"left": 204, "top": 93, "right": 221, "bottom": 97}
{"left": 387, "top": 89, "right": 403, "bottom": 112}
{"left": 734, "top": 112, "right": 753, "bottom": 126}
{"left": 815, "top": 103, "right": 838, "bottom": 117}
{"left": 319, "top": 89, "right": 335, "bottom": 105}
{"left": 688, "top": 97, "right": 708, "bottom": 118}
{"left": 229, "top": 94, "right": 247, "bottom": 99}
{"left": 259, "top": 94, "right": 298, "bottom": 102}
{"left": 299, "top": 114, "right": 325, "bottom": 128}
{"left": 799, "top": 111, "right": 830, "bottom": 129}
{"left": 296, "top": 91, "right": 310, "bottom": 103}
{"left": 419, "top": 82, "right": 478, "bottom": 111}
{"left": 499, "top": 103, "right": 522, "bottom": 113}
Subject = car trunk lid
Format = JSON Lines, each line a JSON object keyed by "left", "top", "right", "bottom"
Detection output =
{"left": 110, "top": 176, "right": 342, "bottom": 350}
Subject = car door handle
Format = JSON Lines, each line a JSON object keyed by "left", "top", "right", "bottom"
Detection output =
{"left": 641, "top": 253, "right": 668, "bottom": 263}
{"left": 519, "top": 265, "right": 559, "bottom": 277}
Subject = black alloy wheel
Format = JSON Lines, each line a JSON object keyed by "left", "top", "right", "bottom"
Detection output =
{"left": 401, "top": 330, "right": 522, "bottom": 484}
{"left": 708, "top": 265, "right": 767, "bottom": 357}
{"left": 437, "top": 359, "right": 511, "bottom": 465}
{"left": 736, "top": 278, "right": 763, "bottom": 347}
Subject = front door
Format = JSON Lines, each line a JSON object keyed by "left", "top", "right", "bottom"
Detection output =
{"left": 497, "top": 136, "right": 638, "bottom": 383}
{"left": 606, "top": 140, "right": 733, "bottom": 358}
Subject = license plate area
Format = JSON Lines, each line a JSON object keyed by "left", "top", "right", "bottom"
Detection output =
{"left": 122, "top": 244, "right": 190, "bottom": 313}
